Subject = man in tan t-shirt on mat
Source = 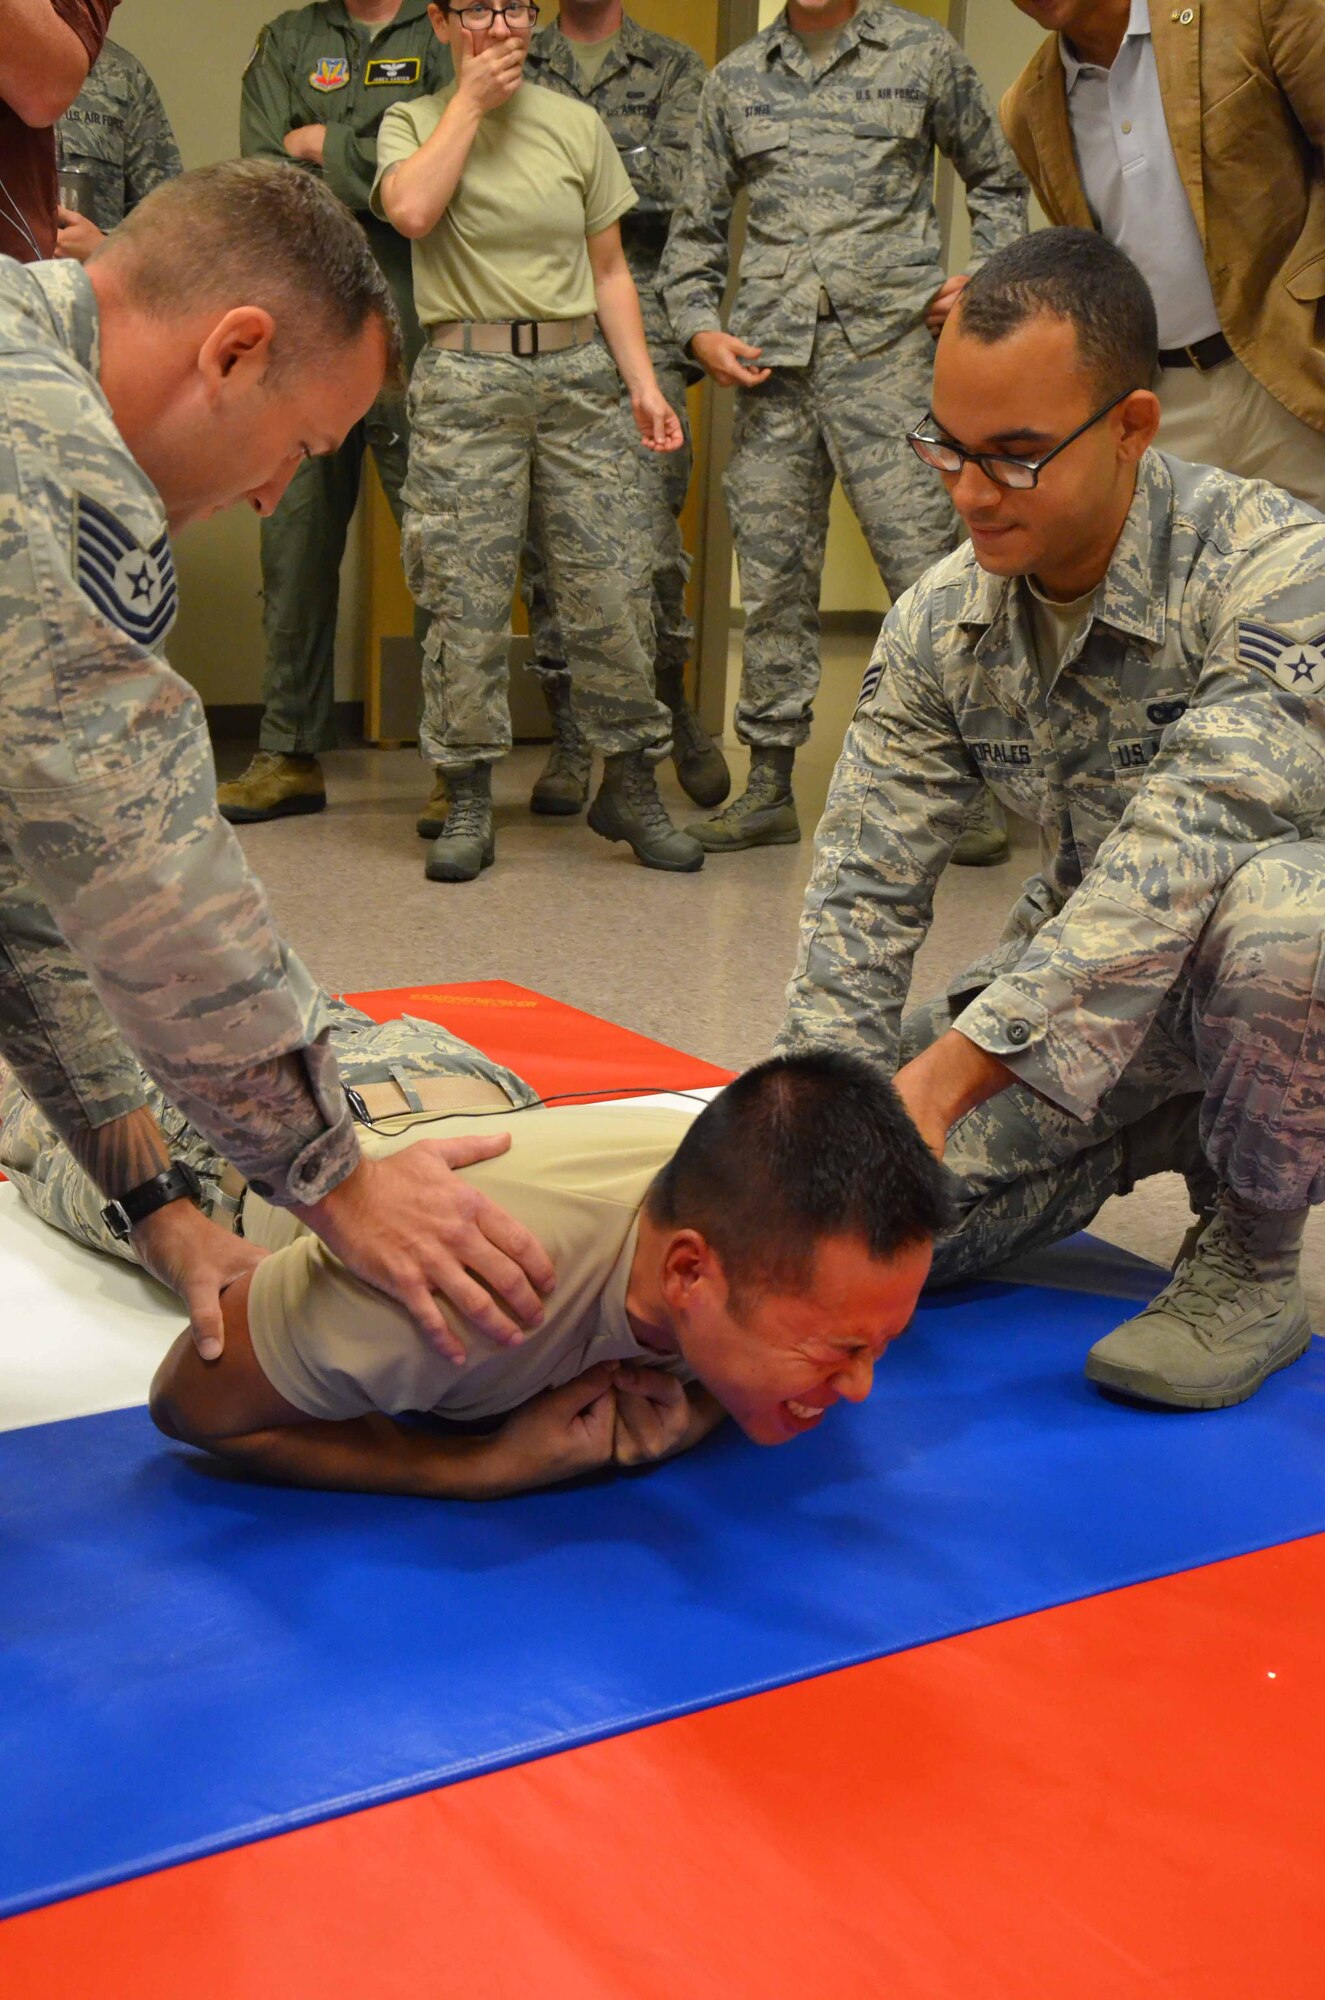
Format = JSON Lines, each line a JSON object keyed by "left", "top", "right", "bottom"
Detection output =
{"left": 144, "top": 1050, "right": 944, "bottom": 1498}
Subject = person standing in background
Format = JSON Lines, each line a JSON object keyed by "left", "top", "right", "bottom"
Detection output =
{"left": 54, "top": 38, "right": 182, "bottom": 262}
{"left": 662, "top": 0, "right": 1027, "bottom": 863}
{"left": 1002, "top": 0, "right": 1325, "bottom": 511}
{"left": 374, "top": 1, "right": 703, "bottom": 882}
{"left": 0, "top": 0, "right": 118, "bottom": 262}
{"left": 218, "top": 0, "right": 452, "bottom": 829}
{"left": 519, "top": 0, "right": 729, "bottom": 822}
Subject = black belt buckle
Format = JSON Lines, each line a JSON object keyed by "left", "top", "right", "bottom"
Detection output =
{"left": 512, "top": 320, "right": 539, "bottom": 357}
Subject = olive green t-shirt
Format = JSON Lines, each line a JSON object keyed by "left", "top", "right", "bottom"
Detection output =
{"left": 797, "top": 26, "right": 844, "bottom": 71}
{"left": 1026, "top": 575, "right": 1098, "bottom": 691}
{"left": 243, "top": 1102, "right": 695, "bottom": 1424}
{"left": 372, "top": 79, "right": 636, "bottom": 325}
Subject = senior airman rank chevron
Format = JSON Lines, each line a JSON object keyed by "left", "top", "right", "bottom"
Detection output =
{"left": 74, "top": 494, "right": 178, "bottom": 650}
{"left": 1237, "top": 619, "right": 1325, "bottom": 697}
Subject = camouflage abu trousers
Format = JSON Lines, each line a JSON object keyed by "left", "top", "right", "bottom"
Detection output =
{"left": 521, "top": 346, "right": 694, "bottom": 683}
{"left": 0, "top": 999, "right": 538, "bottom": 1266}
{"left": 402, "top": 338, "right": 671, "bottom": 772}
{"left": 907, "top": 842, "right": 1325, "bottom": 1289}
{"left": 727, "top": 316, "right": 959, "bottom": 751}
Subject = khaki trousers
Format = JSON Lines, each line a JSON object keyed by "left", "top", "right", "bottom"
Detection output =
{"left": 1155, "top": 352, "right": 1325, "bottom": 514}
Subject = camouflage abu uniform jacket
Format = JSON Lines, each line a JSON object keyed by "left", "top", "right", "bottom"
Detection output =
{"left": 661, "top": 0, "right": 1026, "bottom": 369}
{"left": 56, "top": 38, "right": 183, "bottom": 236}
{"left": 242, "top": 0, "right": 452, "bottom": 324}
{"left": 525, "top": 14, "right": 703, "bottom": 359}
{"left": 0, "top": 260, "right": 358, "bottom": 1205}
{"left": 779, "top": 452, "right": 1325, "bottom": 1121}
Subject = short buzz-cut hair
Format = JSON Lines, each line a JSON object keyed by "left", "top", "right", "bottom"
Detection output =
{"left": 646, "top": 1050, "right": 949, "bottom": 1309}
{"left": 95, "top": 159, "right": 403, "bottom": 386}
{"left": 955, "top": 228, "right": 1158, "bottom": 399}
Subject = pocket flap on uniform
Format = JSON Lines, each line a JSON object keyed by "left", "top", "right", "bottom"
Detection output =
{"left": 1285, "top": 254, "right": 1325, "bottom": 304}
{"left": 733, "top": 121, "right": 790, "bottom": 160}
{"left": 740, "top": 239, "right": 792, "bottom": 278}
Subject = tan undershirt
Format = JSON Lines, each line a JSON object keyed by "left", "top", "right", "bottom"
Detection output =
{"left": 797, "top": 25, "right": 845, "bottom": 71}
{"left": 1025, "top": 574, "right": 1098, "bottom": 690}
{"left": 572, "top": 29, "right": 621, "bottom": 90}
{"left": 372, "top": 81, "right": 636, "bottom": 325}
{"left": 243, "top": 1101, "right": 697, "bottom": 1424}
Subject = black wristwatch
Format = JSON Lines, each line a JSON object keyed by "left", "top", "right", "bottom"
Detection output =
{"left": 101, "top": 1161, "right": 205, "bottom": 1242}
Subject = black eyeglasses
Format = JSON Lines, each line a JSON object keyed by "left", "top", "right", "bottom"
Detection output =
{"left": 905, "top": 387, "right": 1136, "bottom": 491}
{"left": 449, "top": 2, "right": 540, "bottom": 27}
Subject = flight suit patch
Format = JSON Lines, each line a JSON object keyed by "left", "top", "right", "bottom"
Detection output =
{"left": 310, "top": 57, "right": 351, "bottom": 92}
{"left": 365, "top": 57, "right": 422, "bottom": 86}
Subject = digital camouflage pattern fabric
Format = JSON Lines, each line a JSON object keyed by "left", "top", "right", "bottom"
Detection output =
{"left": 779, "top": 451, "right": 1325, "bottom": 1216}
{"left": 661, "top": 0, "right": 1027, "bottom": 369}
{"left": 523, "top": 14, "right": 704, "bottom": 682}
{"left": 659, "top": 1, "right": 1027, "bottom": 749}
{"left": 403, "top": 341, "right": 670, "bottom": 771}
{"left": 56, "top": 38, "right": 183, "bottom": 236}
{"left": 0, "top": 259, "right": 360, "bottom": 1205}
{"left": 0, "top": 1001, "right": 540, "bottom": 1263}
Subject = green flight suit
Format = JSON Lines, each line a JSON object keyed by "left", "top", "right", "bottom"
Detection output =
{"left": 241, "top": 1, "right": 452, "bottom": 753}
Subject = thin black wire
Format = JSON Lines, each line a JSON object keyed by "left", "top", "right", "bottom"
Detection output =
{"left": 346, "top": 1082, "right": 720, "bottom": 1133}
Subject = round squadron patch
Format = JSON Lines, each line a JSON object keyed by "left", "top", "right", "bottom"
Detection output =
{"left": 75, "top": 495, "right": 178, "bottom": 650}
{"left": 1238, "top": 620, "right": 1325, "bottom": 697}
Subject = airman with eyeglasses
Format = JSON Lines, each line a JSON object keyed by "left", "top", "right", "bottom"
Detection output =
{"left": 780, "top": 228, "right": 1325, "bottom": 1417}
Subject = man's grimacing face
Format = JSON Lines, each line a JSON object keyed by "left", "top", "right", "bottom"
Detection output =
{"left": 672, "top": 1233, "right": 933, "bottom": 1447}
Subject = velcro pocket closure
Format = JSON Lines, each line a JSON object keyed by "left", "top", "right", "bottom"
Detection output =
{"left": 733, "top": 121, "right": 790, "bottom": 160}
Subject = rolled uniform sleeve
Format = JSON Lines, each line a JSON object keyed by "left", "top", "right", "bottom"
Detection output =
{"left": 659, "top": 76, "right": 740, "bottom": 353}
{"left": 956, "top": 532, "right": 1325, "bottom": 1118}
{"left": 777, "top": 579, "right": 984, "bottom": 1068}
{"left": 930, "top": 38, "right": 1027, "bottom": 265}
{"left": 0, "top": 351, "right": 359, "bottom": 1205}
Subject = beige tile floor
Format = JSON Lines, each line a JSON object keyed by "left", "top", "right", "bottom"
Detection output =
{"left": 218, "top": 630, "right": 1324, "bottom": 1321}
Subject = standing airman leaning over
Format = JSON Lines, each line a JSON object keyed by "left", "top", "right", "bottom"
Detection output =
{"left": 661, "top": 0, "right": 1028, "bottom": 861}
{"left": 0, "top": 161, "right": 554, "bottom": 1370}
{"left": 519, "top": 0, "right": 729, "bottom": 820}
{"left": 218, "top": 0, "right": 452, "bottom": 828}
{"left": 779, "top": 230, "right": 1325, "bottom": 1415}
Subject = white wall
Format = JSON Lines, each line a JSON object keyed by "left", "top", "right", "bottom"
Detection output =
{"left": 107, "top": 0, "right": 367, "bottom": 710}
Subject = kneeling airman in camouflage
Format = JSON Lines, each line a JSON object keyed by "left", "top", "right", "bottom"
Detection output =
{"left": 375, "top": 0, "right": 701, "bottom": 879}
{"left": 519, "top": 0, "right": 728, "bottom": 821}
{"left": 779, "top": 231, "right": 1325, "bottom": 1412}
{"left": 662, "top": 0, "right": 1026, "bottom": 861}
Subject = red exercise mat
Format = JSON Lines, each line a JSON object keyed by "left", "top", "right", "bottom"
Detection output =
{"left": 6, "top": 1533, "right": 1320, "bottom": 2000}
{"left": 341, "top": 980, "right": 734, "bottom": 1103}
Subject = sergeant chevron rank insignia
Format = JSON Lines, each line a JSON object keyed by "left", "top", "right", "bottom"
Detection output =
{"left": 74, "top": 495, "right": 178, "bottom": 649}
{"left": 1238, "top": 620, "right": 1325, "bottom": 696}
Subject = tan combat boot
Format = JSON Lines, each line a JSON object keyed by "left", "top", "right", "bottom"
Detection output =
{"left": 416, "top": 769, "right": 449, "bottom": 839}
{"left": 217, "top": 751, "right": 326, "bottom": 824}
{"left": 1085, "top": 1192, "right": 1313, "bottom": 1409}
{"left": 687, "top": 746, "right": 799, "bottom": 852}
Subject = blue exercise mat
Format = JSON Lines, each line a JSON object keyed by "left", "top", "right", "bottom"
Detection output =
{"left": 4, "top": 1274, "right": 1325, "bottom": 1917}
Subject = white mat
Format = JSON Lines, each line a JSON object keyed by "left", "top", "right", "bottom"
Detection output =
{"left": 0, "top": 1184, "right": 181, "bottom": 1433}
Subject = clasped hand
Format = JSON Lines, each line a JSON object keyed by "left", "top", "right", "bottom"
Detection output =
{"left": 491, "top": 1361, "right": 697, "bottom": 1491}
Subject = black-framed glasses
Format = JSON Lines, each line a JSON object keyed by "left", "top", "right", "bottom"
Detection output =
{"left": 450, "top": 2, "right": 540, "bottom": 27}
{"left": 905, "top": 387, "right": 1136, "bottom": 491}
